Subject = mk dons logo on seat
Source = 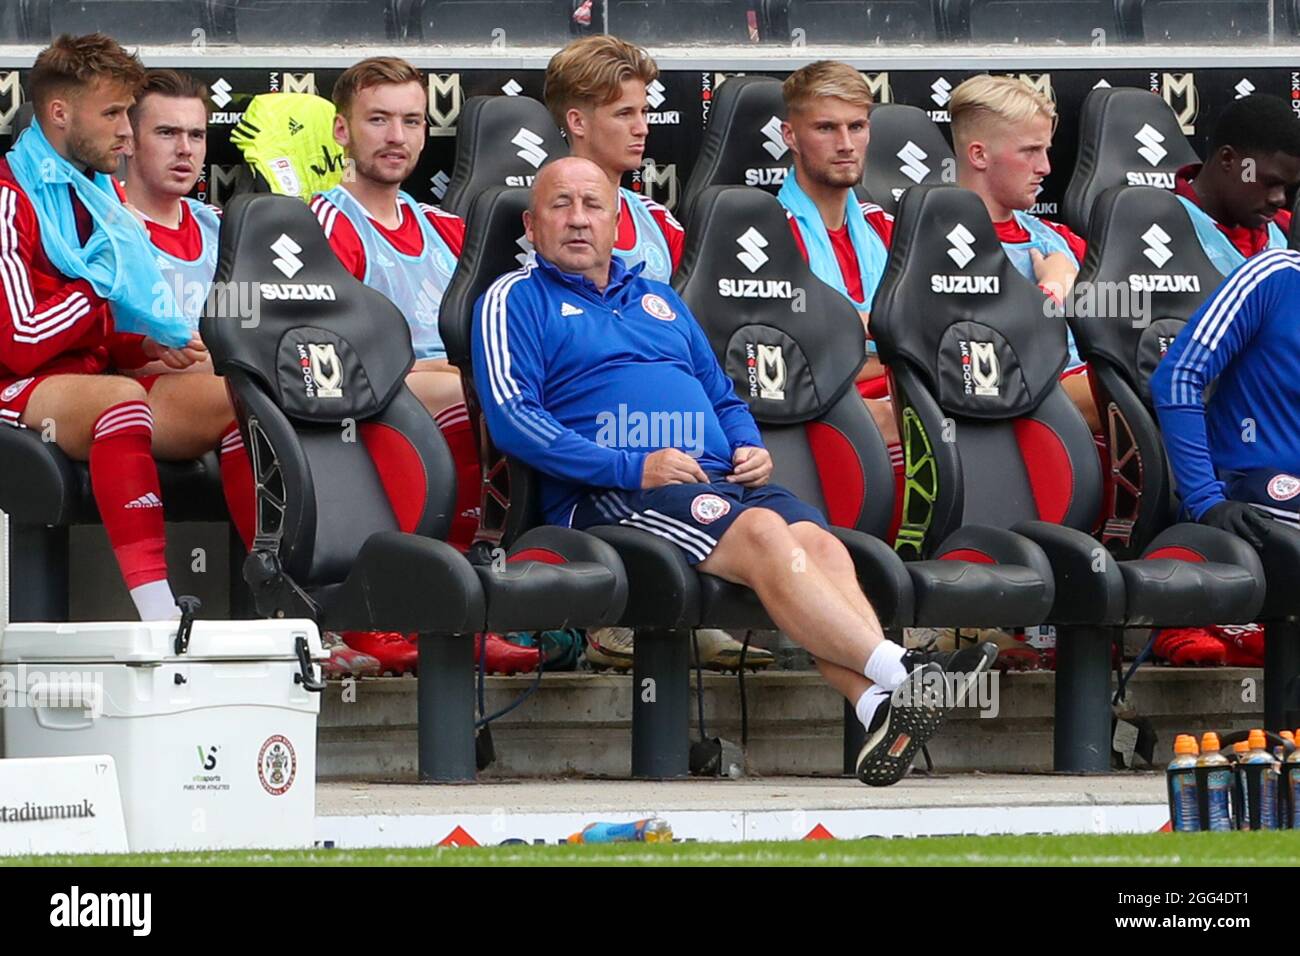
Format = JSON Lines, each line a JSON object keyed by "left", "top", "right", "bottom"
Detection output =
{"left": 756, "top": 344, "right": 786, "bottom": 400}
{"left": 897, "top": 141, "right": 931, "bottom": 184}
{"left": 298, "top": 343, "right": 343, "bottom": 399}
{"left": 271, "top": 234, "right": 303, "bottom": 278}
{"left": 427, "top": 73, "right": 462, "bottom": 137}
{"left": 960, "top": 340, "right": 1000, "bottom": 397}
{"left": 1159, "top": 72, "right": 1198, "bottom": 135}
{"left": 512, "top": 128, "right": 548, "bottom": 169}
{"left": 0, "top": 73, "right": 21, "bottom": 136}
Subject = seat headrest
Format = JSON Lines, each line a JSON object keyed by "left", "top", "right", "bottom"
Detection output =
{"left": 675, "top": 185, "right": 865, "bottom": 424}
{"left": 679, "top": 77, "right": 789, "bottom": 218}
{"left": 439, "top": 186, "right": 532, "bottom": 368}
{"left": 872, "top": 185, "right": 1066, "bottom": 419}
{"left": 439, "top": 95, "right": 567, "bottom": 217}
{"left": 201, "top": 193, "right": 413, "bottom": 422}
{"left": 1072, "top": 185, "right": 1220, "bottom": 404}
{"left": 1062, "top": 87, "right": 1199, "bottom": 236}
{"left": 861, "top": 104, "right": 954, "bottom": 216}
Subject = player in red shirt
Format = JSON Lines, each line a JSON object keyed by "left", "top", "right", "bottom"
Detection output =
{"left": 121, "top": 69, "right": 258, "bottom": 566}
{"left": 543, "top": 37, "right": 685, "bottom": 285}
{"left": 951, "top": 75, "right": 1097, "bottom": 431}
{"left": 309, "top": 57, "right": 524, "bottom": 675}
{"left": 1172, "top": 94, "right": 1300, "bottom": 277}
{"left": 0, "top": 36, "right": 238, "bottom": 621}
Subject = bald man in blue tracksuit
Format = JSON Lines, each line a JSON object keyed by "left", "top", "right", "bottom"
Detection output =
{"left": 471, "top": 157, "right": 993, "bottom": 786}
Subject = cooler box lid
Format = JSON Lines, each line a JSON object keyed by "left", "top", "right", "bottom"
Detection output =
{"left": 0, "top": 620, "right": 325, "bottom": 664}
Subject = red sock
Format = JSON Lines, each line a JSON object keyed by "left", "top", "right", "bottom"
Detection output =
{"left": 434, "top": 403, "right": 481, "bottom": 552}
{"left": 91, "top": 401, "right": 167, "bottom": 590}
{"left": 219, "top": 423, "right": 257, "bottom": 552}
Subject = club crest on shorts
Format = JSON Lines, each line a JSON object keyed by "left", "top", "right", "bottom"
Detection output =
{"left": 1, "top": 377, "right": 33, "bottom": 402}
{"left": 1267, "top": 474, "right": 1300, "bottom": 501}
{"left": 642, "top": 293, "right": 676, "bottom": 321}
{"left": 690, "top": 493, "right": 731, "bottom": 524}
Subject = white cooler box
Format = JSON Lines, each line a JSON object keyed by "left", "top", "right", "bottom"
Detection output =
{"left": 0, "top": 619, "right": 325, "bottom": 853}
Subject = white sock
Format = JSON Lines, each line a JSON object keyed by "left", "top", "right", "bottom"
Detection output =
{"left": 862, "top": 640, "right": 907, "bottom": 691}
{"left": 130, "top": 579, "right": 178, "bottom": 621}
{"left": 855, "top": 685, "right": 890, "bottom": 730}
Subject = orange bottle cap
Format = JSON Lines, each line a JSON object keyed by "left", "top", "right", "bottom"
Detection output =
{"left": 1174, "top": 735, "right": 1197, "bottom": 755}
{"left": 1202, "top": 732, "right": 1221, "bottom": 752}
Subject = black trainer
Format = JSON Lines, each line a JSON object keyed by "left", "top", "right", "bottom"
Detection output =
{"left": 903, "top": 640, "right": 999, "bottom": 709}
{"left": 855, "top": 662, "right": 946, "bottom": 787}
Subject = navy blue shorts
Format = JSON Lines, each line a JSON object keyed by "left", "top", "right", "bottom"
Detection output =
{"left": 570, "top": 481, "right": 828, "bottom": 565}
{"left": 1223, "top": 469, "right": 1300, "bottom": 524}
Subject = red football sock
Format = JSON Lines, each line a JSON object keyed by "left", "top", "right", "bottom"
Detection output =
{"left": 434, "top": 403, "right": 481, "bottom": 552}
{"left": 219, "top": 423, "right": 256, "bottom": 552}
{"left": 90, "top": 401, "right": 168, "bottom": 591}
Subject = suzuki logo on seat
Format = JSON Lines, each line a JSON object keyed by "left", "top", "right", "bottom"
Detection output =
{"left": 501, "top": 78, "right": 522, "bottom": 96}
{"left": 897, "top": 141, "right": 931, "bottom": 184}
{"left": 211, "top": 77, "right": 232, "bottom": 108}
{"left": 736, "top": 227, "right": 769, "bottom": 272}
{"left": 946, "top": 224, "right": 976, "bottom": 269}
{"left": 430, "top": 169, "right": 450, "bottom": 200}
{"left": 1142, "top": 223, "right": 1173, "bottom": 268}
{"left": 1235, "top": 78, "right": 1256, "bottom": 99}
{"left": 271, "top": 234, "right": 303, "bottom": 278}
{"left": 647, "top": 80, "right": 666, "bottom": 109}
{"left": 760, "top": 116, "right": 788, "bottom": 160}
{"left": 512, "top": 128, "right": 548, "bottom": 169}
{"left": 931, "top": 77, "right": 952, "bottom": 107}
{"left": 1134, "top": 123, "right": 1168, "bottom": 166}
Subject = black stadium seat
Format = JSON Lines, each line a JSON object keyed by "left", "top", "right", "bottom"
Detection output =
{"left": 1124, "top": 0, "right": 1292, "bottom": 43}
{"left": 418, "top": 0, "right": 583, "bottom": 43}
{"left": 439, "top": 95, "right": 567, "bottom": 219}
{"left": 1075, "top": 184, "right": 1300, "bottom": 732}
{"left": 226, "top": 0, "right": 399, "bottom": 43}
{"left": 681, "top": 77, "right": 791, "bottom": 223}
{"left": 30, "top": 0, "right": 215, "bottom": 43}
{"left": 769, "top": 0, "right": 941, "bottom": 45}
{"left": 943, "top": 0, "right": 1140, "bottom": 43}
{"left": 872, "top": 185, "right": 1264, "bottom": 770}
{"left": 607, "top": 0, "right": 757, "bottom": 42}
{"left": 202, "top": 193, "right": 627, "bottom": 781}
{"left": 860, "top": 103, "right": 954, "bottom": 216}
{"left": 1063, "top": 87, "right": 1198, "bottom": 237}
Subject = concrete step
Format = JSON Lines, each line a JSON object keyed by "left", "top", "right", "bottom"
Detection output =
{"left": 319, "top": 665, "right": 1267, "bottom": 779}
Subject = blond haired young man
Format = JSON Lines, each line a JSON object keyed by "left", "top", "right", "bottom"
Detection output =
{"left": 543, "top": 36, "right": 684, "bottom": 283}
{"left": 950, "top": 74, "right": 1096, "bottom": 429}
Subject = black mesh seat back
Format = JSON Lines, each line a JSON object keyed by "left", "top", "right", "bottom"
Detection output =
{"left": 680, "top": 77, "right": 789, "bottom": 219}
{"left": 861, "top": 104, "right": 954, "bottom": 217}
{"left": 48, "top": 0, "right": 212, "bottom": 42}
{"left": 1132, "top": 0, "right": 1276, "bottom": 42}
{"left": 420, "top": 0, "right": 580, "bottom": 43}
{"left": 946, "top": 0, "right": 1129, "bottom": 41}
{"left": 202, "top": 193, "right": 455, "bottom": 584}
{"left": 440, "top": 96, "right": 567, "bottom": 218}
{"left": 675, "top": 185, "right": 895, "bottom": 535}
{"left": 872, "top": 184, "right": 1101, "bottom": 539}
{"left": 1073, "top": 185, "right": 1220, "bottom": 405}
{"left": 784, "top": 0, "right": 938, "bottom": 43}
{"left": 232, "top": 0, "right": 392, "bottom": 40}
{"left": 1063, "top": 87, "right": 1199, "bottom": 236}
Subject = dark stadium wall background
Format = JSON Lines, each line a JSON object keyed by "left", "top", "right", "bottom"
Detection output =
{"left": 0, "top": 66, "right": 1288, "bottom": 216}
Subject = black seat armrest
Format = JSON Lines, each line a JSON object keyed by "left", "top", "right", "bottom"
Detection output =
{"left": 1012, "top": 520, "right": 1126, "bottom": 625}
